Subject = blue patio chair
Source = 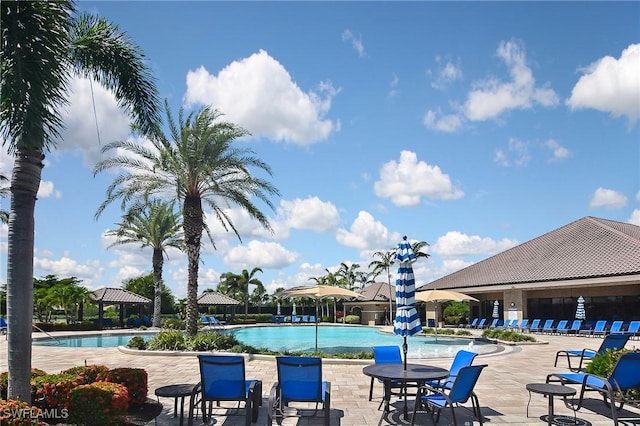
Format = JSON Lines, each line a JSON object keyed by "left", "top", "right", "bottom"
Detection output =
{"left": 309, "top": 315, "right": 317, "bottom": 323}
{"left": 609, "top": 320, "right": 624, "bottom": 334}
{"left": 475, "top": 319, "right": 487, "bottom": 329}
{"left": 547, "top": 351, "right": 640, "bottom": 426}
{"left": 487, "top": 318, "right": 500, "bottom": 329}
{"left": 292, "top": 315, "right": 301, "bottom": 323}
{"left": 301, "top": 315, "right": 309, "bottom": 323}
{"left": 368, "top": 346, "right": 405, "bottom": 404}
{"left": 528, "top": 319, "right": 542, "bottom": 333}
{"left": 428, "top": 349, "right": 478, "bottom": 391}
{"left": 208, "top": 316, "right": 225, "bottom": 328}
{"left": 553, "top": 320, "right": 568, "bottom": 334}
{"left": 411, "top": 364, "right": 488, "bottom": 426}
{"left": 561, "top": 319, "right": 582, "bottom": 335}
{"left": 554, "top": 333, "right": 631, "bottom": 372}
{"left": 188, "top": 354, "right": 261, "bottom": 426}
{"left": 515, "top": 319, "right": 529, "bottom": 332}
{"left": 200, "top": 315, "right": 211, "bottom": 327}
{"left": 627, "top": 321, "right": 640, "bottom": 339}
{"left": 465, "top": 318, "right": 479, "bottom": 329}
{"left": 268, "top": 356, "right": 331, "bottom": 426}
{"left": 0, "top": 317, "right": 7, "bottom": 334}
{"left": 540, "top": 319, "right": 555, "bottom": 334}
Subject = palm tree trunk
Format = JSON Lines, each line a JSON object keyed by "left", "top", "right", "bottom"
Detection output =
{"left": 183, "top": 195, "right": 203, "bottom": 335}
{"left": 152, "top": 248, "right": 163, "bottom": 327}
{"left": 6, "top": 152, "right": 43, "bottom": 403}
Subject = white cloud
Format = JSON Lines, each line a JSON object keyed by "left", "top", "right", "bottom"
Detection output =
{"left": 423, "top": 109, "right": 464, "bottom": 132}
{"left": 184, "top": 50, "right": 339, "bottom": 145}
{"left": 431, "top": 231, "right": 519, "bottom": 259}
{"left": 494, "top": 138, "right": 531, "bottom": 167}
{"left": 629, "top": 209, "right": 640, "bottom": 226}
{"left": 223, "top": 240, "right": 299, "bottom": 270}
{"left": 430, "top": 56, "right": 463, "bottom": 90}
{"left": 544, "top": 139, "right": 571, "bottom": 162}
{"left": 34, "top": 255, "right": 104, "bottom": 288}
{"left": 37, "top": 181, "right": 61, "bottom": 199}
{"left": 336, "top": 211, "right": 399, "bottom": 251}
{"left": 279, "top": 196, "right": 340, "bottom": 232}
{"left": 374, "top": 150, "right": 464, "bottom": 206}
{"left": 566, "top": 43, "right": 640, "bottom": 126}
{"left": 341, "top": 29, "right": 366, "bottom": 58}
{"left": 590, "top": 187, "right": 627, "bottom": 209}
{"left": 389, "top": 73, "right": 400, "bottom": 98}
{"left": 58, "top": 77, "right": 133, "bottom": 166}
{"left": 464, "top": 39, "right": 559, "bottom": 121}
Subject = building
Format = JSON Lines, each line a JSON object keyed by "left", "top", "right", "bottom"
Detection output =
{"left": 417, "top": 216, "right": 640, "bottom": 325}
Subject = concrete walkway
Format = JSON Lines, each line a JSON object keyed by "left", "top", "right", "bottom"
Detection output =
{"left": 1, "top": 328, "right": 639, "bottom": 425}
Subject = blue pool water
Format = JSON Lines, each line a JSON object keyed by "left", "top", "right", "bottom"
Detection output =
{"left": 33, "top": 333, "right": 155, "bottom": 348}
{"left": 33, "top": 326, "right": 498, "bottom": 358}
{"left": 228, "top": 325, "right": 497, "bottom": 358}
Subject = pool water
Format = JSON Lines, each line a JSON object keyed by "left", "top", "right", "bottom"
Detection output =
{"left": 33, "top": 333, "right": 155, "bottom": 347}
{"left": 228, "top": 325, "right": 497, "bottom": 358}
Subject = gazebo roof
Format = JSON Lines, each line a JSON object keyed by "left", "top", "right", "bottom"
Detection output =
{"left": 357, "top": 282, "right": 395, "bottom": 302}
{"left": 92, "top": 287, "right": 151, "bottom": 304}
{"left": 197, "top": 291, "right": 241, "bottom": 306}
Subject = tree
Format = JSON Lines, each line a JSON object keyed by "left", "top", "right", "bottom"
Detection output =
{"left": 94, "top": 102, "right": 280, "bottom": 335}
{"left": 0, "top": 174, "right": 8, "bottom": 224}
{"left": 237, "top": 267, "right": 265, "bottom": 320}
{"left": 1, "top": 1, "right": 160, "bottom": 401}
{"left": 106, "top": 199, "right": 183, "bottom": 327}
{"left": 336, "top": 262, "right": 365, "bottom": 290}
{"left": 369, "top": 249, "right": 396, "bottom": 325}
{"left": 122, "top": 273, "right": 176, "bottom": 318}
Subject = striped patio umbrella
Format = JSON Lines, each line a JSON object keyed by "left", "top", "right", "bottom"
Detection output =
{"left": 575, "top": 296, "right": 586, "bottom": 320}
{"left": 492, "top": 300, "right": 500, "bottom": 319}
{"left": 393, "top": 236, "right": 422, "bottom": 370}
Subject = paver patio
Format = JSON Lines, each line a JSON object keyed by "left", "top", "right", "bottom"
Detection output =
{"left": 1, "top": 328, "right": 638, "bottom": 425}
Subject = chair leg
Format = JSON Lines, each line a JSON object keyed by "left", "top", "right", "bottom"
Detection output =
{"left": 369, "top": 377, "right": 375, "bottom": 401}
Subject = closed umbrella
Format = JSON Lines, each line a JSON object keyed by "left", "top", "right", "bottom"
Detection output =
{"left": 492, "top": 300, "right": 500, "bottom": 319}
{"left": 277, "top": 302, "right": 281, "bottom": 315}
{"left": 281, "top": 285, "right": 361, "bottom": 351}
{"left": 292, "top": 302, "right": 297, "bottom": 317}
{"left": 575, "top": 296, "right": 586, "bottom": 320}
{"left": 393, "top": 236, "right": 422, "bottom": 370}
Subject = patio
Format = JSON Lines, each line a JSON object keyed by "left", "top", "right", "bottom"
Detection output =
{"left": 2, "top": 328, "right": 639, "bottom": 425}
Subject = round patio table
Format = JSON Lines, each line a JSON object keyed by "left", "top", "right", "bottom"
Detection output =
{"left": 526, "top": 383, "right": 576, "bottom": 425}
{"left": 155, "top": 383, "right": 196, "bottom": 426}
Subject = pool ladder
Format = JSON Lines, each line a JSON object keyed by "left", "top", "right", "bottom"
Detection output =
{"left": 32, "top": 324, "right": 62, "bottom": 345}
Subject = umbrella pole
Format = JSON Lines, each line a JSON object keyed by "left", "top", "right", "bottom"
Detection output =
{"left": 402, "top": 336, "right": 408, "bottom": 370}
{"left": 315, "top": 300, "right": 319, "bottom": 352}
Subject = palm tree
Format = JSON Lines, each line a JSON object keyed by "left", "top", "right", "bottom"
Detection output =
{"left": 369, "top": 248, "right": 396, "bottom": 325}
{"left": 237, "top": 267, "right": 265, "bottom": 321}
{"left": 336, "top": 262, "right": 364, "bottom": 290}
{"left": 105, "top": 199, "right": 183, "bottom": 327}
{"left": 94, "top": 103, "right": 280, "bottom": 335}
{"left": 411, "top": 240, "right": 430, "bottom": 260}
{"left": 0, "top": 174, "right": 8, "bottom": 224}
{"left": 1, "top": 1, "right": 160, "bottom": 402}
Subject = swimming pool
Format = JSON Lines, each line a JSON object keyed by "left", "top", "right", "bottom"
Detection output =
{"left": 33, "top": 333, "right": 156, "bottom": 348}
{"left": 228, "top": 325, "right": 497, "bottom": 358}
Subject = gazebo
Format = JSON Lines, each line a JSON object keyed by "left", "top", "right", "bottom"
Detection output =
{"left": 92, "top": 287, "right": 151, "bottom": 328}
{"left": 197, "top": 291, "right": 241, "bottom": 321}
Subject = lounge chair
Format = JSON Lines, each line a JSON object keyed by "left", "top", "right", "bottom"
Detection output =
{"left": 268, "top": 356, "right": 331, "bottom": 426}
{"left": 292, "top": 315, "right": 301, "bottom": 323}
{"left": 528, "top": 319, "right": 542, "bottom": 333}
{"left": 0, "top": 317, "right": 6, "bottom": 334}
{"left": 547, "top": 351, "right": 640, "bottom": 426}
{"left": 553, "top": 320, "right": 568, "bottom": 334}
{"left": 627, "top": 321, "right": 640, "bottom": 339}
{"left": 428, "top": 349, "right": 478, "bottom": 391}
{"left": 540, "top": 319, "right": 555, "bottom": 334}
{"left": 609, "top": 320, "right": 624, "bottom": 335}
{"left": 208, "top": 316, "right": 225, "bottom": 328}
{"left": 554, "top": 333, "right": 632, "bottom": 372}
{"left": 487, "top": 318, "right": 500, "bottom": 329}
{"left": 561, "top": 319, "right": 582, "bottom": 335}
{"left": 301, "top": 315, "right": 309, "bottom": 323}
{"left": 465, "top": 318, "right": 479, "bottom": 329}
{"left": 475, "top": 319, "right": 487, "bottom": 329}
{"left": 309, "top": 315, "right": 317, "bottom": 323}
{"left": 515, "top": 319, "right": 529, "bottom": 332}
{"left": 581, "top": 320, "right": 607, "bottom": 337}
{"left": 200, "top": 315, "right": 211, "bottom": 327}
{"left": 411, "top": 364, "right": 488, "bottom": 426}
{"left": 188, "top": 354, "right": 261, "bottom": 426}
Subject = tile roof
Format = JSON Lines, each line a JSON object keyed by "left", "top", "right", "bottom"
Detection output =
{"left": 357, "top": 282, "right": 395, "bottom": 302}
{"left": 197, "top": 291, "right": 241, "bottom": 305}
{"left": 418, "top": 216, "right": 640, "bottom": 291}
{"left": 92, "top": 287, "right": 151, "bottom": 304}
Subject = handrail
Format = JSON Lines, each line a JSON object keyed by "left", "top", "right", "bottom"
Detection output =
{"left": 32, "top": 324, "right": 62, "bottom": 345}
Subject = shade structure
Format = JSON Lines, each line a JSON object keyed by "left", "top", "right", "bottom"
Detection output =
{"left": 492, "top": 300, "right": 500, "bottom": 318}
{"left": 393, "top": 236, "right": 422, "bottom": 369}
{"left": 415, "top": 289, "right": 478, "bottom": 339}
{"left": 575, "top": 296, "right": 586, "bottom": 320}
{"left": 281, "top": 285, "right": 361, "bottom": 351}
{"left": 92, "top": 287, "right": 151, "bottom": 328}
{"left": 197, "top": 291, "right": 241, "bottom": 306}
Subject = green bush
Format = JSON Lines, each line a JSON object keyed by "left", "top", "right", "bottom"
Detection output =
{"left": 455, "top": 329, "right": 473, "bottom": 336}
{"left": 585, "top": 349, "right": 639, "bottom": 401}
{"left": 162, "top": 318, "right": 185, "bottom": 330}
{"left": 0, "top": 368, "right": 47, "bottom": 400}
{"left": 61, "top": 365, "right": 109, "bottom": 384}
{"left": 481, "top": 329, "right": 536, "bottom": 342}
{"left": 68, "top": 381, "right": 129, "bottom": 426}
{"left": 102, "top": 368, "right": 148, "bottom": 406}
{"left": 343, "top": 315, "right": 360, "bottom": 324}
{"left": 0, "top": 399, "right": 45, "bottom": 425}
{"left": 147, "top": 330, "right": 186, "bottom": 350}
{"left": 127, "top": 336, "right": 148, "bottom": 350}
{"left": 422, "top": 327, "right": 455, "bottom": 335}
{"left": 188, "top": 332, "right": 240, "bottom": 351}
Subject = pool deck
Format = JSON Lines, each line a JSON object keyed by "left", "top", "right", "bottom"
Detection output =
{"left": 2, "top": 326, "right": 640, "bottom": 425}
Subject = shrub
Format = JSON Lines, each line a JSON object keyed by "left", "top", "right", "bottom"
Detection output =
{"left": 147, "top": 330, "right": 186, "bottom": 351}
{"left": 102, "top": 368, "right": 148, "bottom": 406}
{"left": 68, "top": 381, "right": 129, "bottom": 426}
{"left": 343, "top": 315, "right": 360, "bottom": 324}
{"left": 481, "top": 329, "right": 536, "bottom": 342}
{"left": 188, "top": 332, "right": 240, "bottom": 352}
{"left": 585, "top": 349, "right": 639, "bottom": 401}
{"left": 0, "top": 368, "right": 47, "bottom": 400}
{"left": 162, "top": 318, "right": 185, "bottom": 330}
{"left": 0, "top": 399, "right": 45, "bottom": 426}
{"left": 126, "top": 336, "right": 148, "bottom": 350}
{"left": 33, "top": 373, "right": 80, "bottom": 409}
{"left": 61, "top": 365, "right": 110, "bottom": 385}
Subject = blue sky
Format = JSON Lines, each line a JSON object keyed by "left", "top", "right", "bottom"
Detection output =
{"left": 1, "top": 2, "right": 639, "bottom": 299}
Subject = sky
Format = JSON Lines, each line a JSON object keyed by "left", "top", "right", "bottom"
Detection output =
{"left": 1, "top": 1, "right": 639, "bottom": 300}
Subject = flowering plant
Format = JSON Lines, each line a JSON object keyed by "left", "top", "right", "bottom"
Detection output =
{"left": 62, "top": 365, "right": 110, "bottom": 385}
{"left": 103, "top": 368, "right": 148, "bottom": 406}
{"left": 33, "top": 373, "right": 79, "bottom": 409}
{"left": 0, "top": 399, "right": 45, "bottom": 426}
{"left": 0, "top": 369, "right": 48, "bottom": 401}
{"left": 68, "top": 381, "right": 129, "bottom": 426}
